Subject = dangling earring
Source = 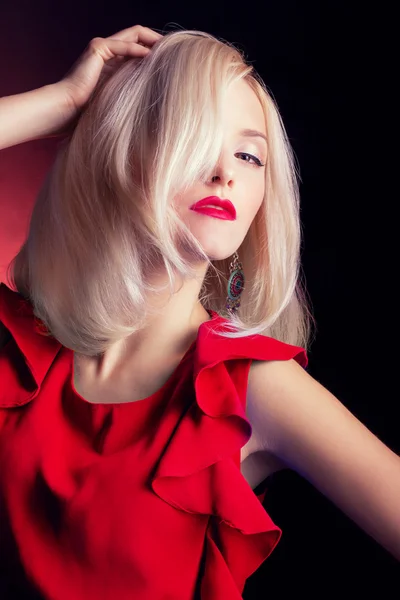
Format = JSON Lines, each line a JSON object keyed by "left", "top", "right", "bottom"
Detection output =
{"left": 226, "top": 251, "right": 245, "bottom": 314}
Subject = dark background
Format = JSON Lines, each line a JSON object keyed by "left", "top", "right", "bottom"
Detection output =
{"left": 0, "top": 0, "right": 399, "bottom": 596}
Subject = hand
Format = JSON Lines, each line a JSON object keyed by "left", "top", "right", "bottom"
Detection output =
{"left": 55, "top": 25, "right": 163, "bottom": 135}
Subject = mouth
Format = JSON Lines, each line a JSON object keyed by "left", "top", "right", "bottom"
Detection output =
{"left": 189, "top": 196, "right": 237, "bottom": 220}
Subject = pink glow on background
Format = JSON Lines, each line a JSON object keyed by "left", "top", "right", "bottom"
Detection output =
{"left": 0, "top": 140, "right": 60, "bottom": 284}
{"left": 0, "top": 5, "right": 79, "bottom": 284}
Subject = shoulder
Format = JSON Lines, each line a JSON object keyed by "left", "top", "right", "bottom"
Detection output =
{"left": 247, "top": 357, "right": 353, "bottom": 451}
{"left": 0, "top": 282, "right": 62, "bottom": 408}
{"left": 246, "top": 358, "right": 311, "bottom": 451}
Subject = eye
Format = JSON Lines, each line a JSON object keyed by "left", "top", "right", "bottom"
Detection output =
{"left": 236, "top": 152, "right": 265, "bottom": 167}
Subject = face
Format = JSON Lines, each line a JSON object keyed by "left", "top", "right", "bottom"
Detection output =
{"left": 174, "top": 78, "right": 267, "bottom": 262}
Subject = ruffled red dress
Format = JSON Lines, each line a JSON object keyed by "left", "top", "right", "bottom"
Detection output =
{"left": 0, "top": 282, "right": 307, "bottom": 599}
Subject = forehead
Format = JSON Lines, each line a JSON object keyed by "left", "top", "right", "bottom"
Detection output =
{"left": 223, "top": 79, "right": 265, "bottom": 132}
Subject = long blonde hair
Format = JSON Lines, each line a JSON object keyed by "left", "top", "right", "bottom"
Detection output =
{"left": 6, "top": 30, "right": 315, "bottom": 356}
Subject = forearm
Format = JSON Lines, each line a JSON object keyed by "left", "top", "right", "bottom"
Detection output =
{"left": 0, "top": 83, "right": 70, "bottom": 150}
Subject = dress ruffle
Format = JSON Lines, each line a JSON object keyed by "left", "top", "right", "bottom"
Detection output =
{"left": 1, "top": 283, "right": 308, "bottom": 597}
{"left": 151, "top": 318, "right": 308, "bottom": 597}
{"left": 0, "top": 283, "right": 61, "bottom": 408}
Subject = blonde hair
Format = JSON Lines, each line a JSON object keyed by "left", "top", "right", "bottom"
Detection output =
{"left": 6, "top": 29, "right": 315, "bottom": 356}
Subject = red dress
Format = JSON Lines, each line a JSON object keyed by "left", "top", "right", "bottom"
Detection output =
{"left": 0, "top": 282, "right": 308, "bottom": 599}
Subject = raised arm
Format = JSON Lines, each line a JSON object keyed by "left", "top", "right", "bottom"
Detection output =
{"left": 0, "top": 84, "right": 74, "bottom": 150}
{"left": 0, "top": 25, "right": 162, "bottom": 150}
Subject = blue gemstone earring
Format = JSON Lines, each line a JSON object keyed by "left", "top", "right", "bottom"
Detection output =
{"left": 226, "top": 251, "right": 245, "bottom": 314}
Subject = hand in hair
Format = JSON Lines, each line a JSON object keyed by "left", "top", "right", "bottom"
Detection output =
{"left": 56, "top": 25, "right": 163, "bottom": 136}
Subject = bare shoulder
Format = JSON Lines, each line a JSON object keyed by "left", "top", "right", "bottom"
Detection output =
{"left": 246, "top": 358, "right": 314, "bottom": 452}
{"left": 246, "top": 357, "right": 371, "bottom": 456}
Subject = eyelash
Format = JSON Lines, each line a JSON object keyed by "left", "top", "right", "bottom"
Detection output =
{"left": 236, "top": 152, "right": 265, "bottom": 167}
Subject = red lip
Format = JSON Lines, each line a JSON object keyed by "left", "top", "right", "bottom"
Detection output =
{"left": 189, "top": 196, "right": 236, "bottom": 220}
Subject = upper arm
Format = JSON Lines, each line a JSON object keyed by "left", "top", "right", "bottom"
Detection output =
{"left": 247, "top": 358, "right": 400, "bottom": 559}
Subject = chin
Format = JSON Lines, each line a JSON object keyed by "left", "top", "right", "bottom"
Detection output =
{"left": 204, "top": 248, "right": 236, "bottom": 261}
{"left": 197, "top": 235, "right": 243, "bottom": 262}
{"left": 175, "top": 222, "right": 244, "bottom": 263}
{"left": 178, "top": 241, "right": 237, "bottom": 264}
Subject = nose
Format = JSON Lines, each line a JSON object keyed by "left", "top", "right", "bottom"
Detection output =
{"left": 208, "top": 161, "right": 235, "bottom": 188}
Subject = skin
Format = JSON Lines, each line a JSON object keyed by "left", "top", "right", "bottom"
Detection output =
{"left": 80, "top": 78, "right": 267, "bottom": 383}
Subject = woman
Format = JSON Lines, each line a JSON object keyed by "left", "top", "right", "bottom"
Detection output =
{"left": 0, "top": 24, "right": 399, "bottom": 599}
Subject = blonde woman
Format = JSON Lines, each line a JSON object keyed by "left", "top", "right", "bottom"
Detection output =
{"left": 0, "top": 24, "right": 398, "bottom": 600}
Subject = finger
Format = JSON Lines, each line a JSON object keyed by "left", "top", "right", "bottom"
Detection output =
{"left": 90, "top": 38, "right": 151, "bottom": 60}
{"left": 107, "top": 25, "right": 163, "bottom": 46}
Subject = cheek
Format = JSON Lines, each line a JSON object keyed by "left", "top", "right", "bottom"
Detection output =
{"left": 246, "top": 181, "right": 265, "bottom": 220}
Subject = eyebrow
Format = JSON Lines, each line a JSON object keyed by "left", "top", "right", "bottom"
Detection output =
{"left": 239, "top": 128, "right": 268, "bottom": 144}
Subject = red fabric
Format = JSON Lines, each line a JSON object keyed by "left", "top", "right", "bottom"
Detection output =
{"left": 0, "top": 282, "right": 308, "bottom": 599}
